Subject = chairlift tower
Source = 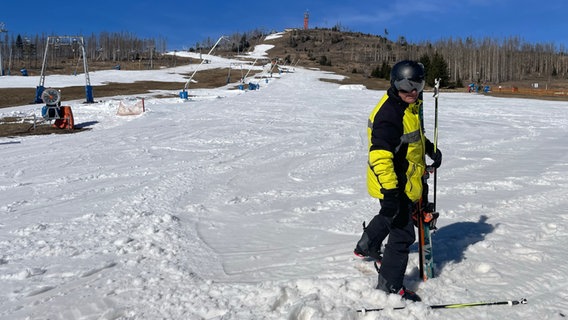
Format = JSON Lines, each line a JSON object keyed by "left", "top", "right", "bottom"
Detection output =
{"left": 35, "top": 36, "right": 94, "bottom": 103}
{"left": 0, "top": 22, "right": 7, "bottom": 76}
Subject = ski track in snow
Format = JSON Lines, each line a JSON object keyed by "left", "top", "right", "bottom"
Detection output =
{"left": 1, "top": 61, "right": 568, "bottom": 319}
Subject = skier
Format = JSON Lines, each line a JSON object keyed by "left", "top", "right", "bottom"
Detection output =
{"left": 354, "top": 60, "right": 442, "bottom": 301}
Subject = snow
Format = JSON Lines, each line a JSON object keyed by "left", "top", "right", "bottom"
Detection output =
{"left": 1, "top": 42, "right": 568, "bottom": 320}
{"left": 244, "top": 44, "right": 275, "bottom": 59}
{"left": 0, "top": 51, "right": 263, "bottom": 90}
{"left": 264, "top": 32, "right": 285, "bottom": 41}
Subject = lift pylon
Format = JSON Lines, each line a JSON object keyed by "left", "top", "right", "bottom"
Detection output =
{"left": 35, "top": 36, "right": 94, "bottom": 104}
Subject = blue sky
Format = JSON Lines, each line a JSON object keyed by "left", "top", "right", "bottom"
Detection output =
{"left": 2, "top": 0, "right": 568, "bottom": 51}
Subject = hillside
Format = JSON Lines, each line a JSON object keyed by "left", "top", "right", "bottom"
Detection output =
{"left": 0, "top": 29, "right": 392, "bottom": 110}
{"left": 261, "top": 29, "right": 392, "bottom": 90}
{"left": 2, "top": 28, "right": 568, "bottom": 110}
{"left": 260, "top": 29, "right": 568, "bottom": 94}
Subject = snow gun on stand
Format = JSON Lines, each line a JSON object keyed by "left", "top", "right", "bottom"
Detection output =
{"left": 180, "top": 35, "right": 228, "bottom": 100}
{"left": 40, "top": 88, "right": 74, "bottom": 130}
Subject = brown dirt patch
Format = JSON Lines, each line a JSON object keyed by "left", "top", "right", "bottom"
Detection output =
{"left": 0, "top": 116, "right": 89, "bottom": 137}
{"left": 0, "top": 68, "right": 235, "bottom": 109}
{"left": 0, "top": 68, "right": 243, "bottom": 138}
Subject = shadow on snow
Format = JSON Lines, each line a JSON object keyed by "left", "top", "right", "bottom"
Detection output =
{"left": 411, "top": 215, "right": 496, "bottom": 275}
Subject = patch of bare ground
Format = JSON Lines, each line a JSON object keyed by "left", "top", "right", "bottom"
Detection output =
{"left": 0, "top": 68, "right": 239, "bottom": 137}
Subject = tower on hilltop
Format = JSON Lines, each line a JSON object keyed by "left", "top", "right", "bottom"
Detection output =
{"left": 304, "top": 10, "right": 309, "bottom": 30}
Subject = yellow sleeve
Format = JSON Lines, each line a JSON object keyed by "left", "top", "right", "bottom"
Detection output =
{"left": 369, "top": 149, "right": 397, "bottom": 190}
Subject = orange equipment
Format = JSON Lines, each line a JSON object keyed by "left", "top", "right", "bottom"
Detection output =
{"left": 53, "top": 106, "right": 74, "bottom": 130}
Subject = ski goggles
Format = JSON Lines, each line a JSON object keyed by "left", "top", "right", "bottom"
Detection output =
{"left": 394, "top": 78, "right": 425, "bottom": 93}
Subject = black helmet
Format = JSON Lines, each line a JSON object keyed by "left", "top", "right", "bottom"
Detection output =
{"left": 390, "top": 60, "right": 425, "bottom": 93}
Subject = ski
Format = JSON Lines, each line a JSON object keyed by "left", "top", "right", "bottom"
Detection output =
{"left": 417, "top": 168, "right": 438, "bottom": 281}
{"left": 418, "top": 78, "right": 441, "bottom": 281}
{"left": 417, "top": 198, "right": 437, "bottom": 280}
{"left": 357, "top": 298, "right": 527, "bottom": 313}
{"left": 418, "top": 209, "right": 435, "bottom": 280}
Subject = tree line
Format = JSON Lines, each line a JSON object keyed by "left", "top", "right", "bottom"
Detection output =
{"left": 0, "top": 32, "right": 169, "bottom": 72}
{"left": 2, "top": 28, "right": 567, "bottom": 88}
{"left": 0, "top": 29, "right": 276, "bottom": 74}
{"left": 290, "top": 28, "right": 568, "bottom": 88}
{"left": 401, "top": 36, "right": 566, "bottom": 87}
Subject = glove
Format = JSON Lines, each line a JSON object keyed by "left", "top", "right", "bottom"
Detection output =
{"left": 379, "top": 189, "right": 399, "bottom": 218}
{"left": 427, "top": 148, "right": 442, "bottom": 168}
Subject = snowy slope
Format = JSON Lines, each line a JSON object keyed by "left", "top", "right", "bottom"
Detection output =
{"left": 1, "top": 48, "right": 568, "bottom": 319}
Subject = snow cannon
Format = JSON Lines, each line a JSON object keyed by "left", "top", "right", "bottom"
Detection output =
{"left": 179, "top": 89, "right": 189, "bottom": 100}
{"left": 40, "top": 88, "right": 74, "bottom": 130}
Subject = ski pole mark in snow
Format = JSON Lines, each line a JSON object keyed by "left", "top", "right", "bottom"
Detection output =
{"left": 24, "top": 286, "right": 56, "bottom": 297}
{"left": 81, "top": 261, "right": 117, "bottom": 278}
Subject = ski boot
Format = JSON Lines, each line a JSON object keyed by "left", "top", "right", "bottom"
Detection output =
{"left": 377, "top": 274, "right": 421, "bottom": 302}
{"left": 354, "top": 222, "right": 383, "bottom": 262}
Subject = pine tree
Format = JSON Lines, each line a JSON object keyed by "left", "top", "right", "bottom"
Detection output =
{"left": 434, "top": 53, "right": 450, "bottom": 86}
{"left": 380, "top": 61, "right": 391, "bottom": 80}
{"left": 421, "top": 53, "right": 450, "bottom": 87}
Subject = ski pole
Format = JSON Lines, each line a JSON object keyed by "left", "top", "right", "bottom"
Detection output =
{"left": 432, "top": 78, "right": 440, "bottom": 211}
{"left": 356, "top": 298, "right": 527, "bottom": 313}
